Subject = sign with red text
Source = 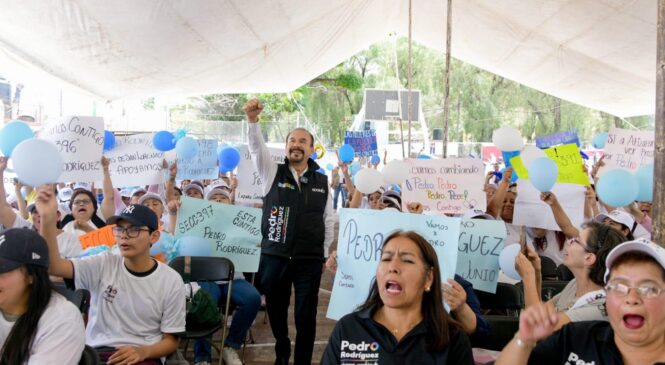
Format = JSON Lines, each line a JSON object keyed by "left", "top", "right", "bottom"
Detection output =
{"left": 402, "top": 158, "right": 486, "bottom": 214}
{"left": 603, "top": 127, "right": 654, "bottom": 172}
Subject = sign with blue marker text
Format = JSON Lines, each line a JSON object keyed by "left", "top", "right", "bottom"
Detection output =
{"left": 402, "top": 158, "right": 486, "bottom": 215}
{"left": 102, "top": 133, "right": 166, "bottom": 187}
{"left": 235, "top": 145, "right": 285, "bottom": 205}
{"left": 176, "top": 139, "right": 218, "bottom": 180}
{"left": 344, "top": 130, "right": 378, "bottom": 157}
{"left": 327, "top": 209, "right": 460, "bottom": 320}
{"left": 176, "top": 196, "right": 262, "bottom": 272}
{"left": 456, "top": 219, "right": 506, "bottom": 293}
{"left": 536, "top": 130, "right": 580, "bottom": 149}
{"left": 39, "top": 116, "right": 105, "bottom": 182}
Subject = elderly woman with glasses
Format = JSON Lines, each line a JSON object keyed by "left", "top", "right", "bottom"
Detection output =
{"left": 496, "top": 239, "right": 665, "bottom": 365}
{"left": 515, "top": 221, "right": 626, "bottom": 331}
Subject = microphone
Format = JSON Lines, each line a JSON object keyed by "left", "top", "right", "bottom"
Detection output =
{"left": 300, "top": 176, "right": 309, "bottom": 185}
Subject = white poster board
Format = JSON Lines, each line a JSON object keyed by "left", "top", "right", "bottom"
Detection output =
{"left": 603, "top": 127, "right": 654, "bottom": 172}
{"left": 513, "top": 182, "right": 586, "bottom": 232}
{"left": 235, "top": 145, "right": 284, "bottom": 205}
{"left": 103, "top": 133, "right": 166, "bottom": 187}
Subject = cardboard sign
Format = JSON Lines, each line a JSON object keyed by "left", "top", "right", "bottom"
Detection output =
{"left": 327, "top": 209, "right": 460, "bottom": 320}
{"left": 536, "top": 130, "right": 580, "bottom": 149}
{"left": 456, "top": 219, "right": 506, "bottom": 293}
{"left": 402, "top": 158, "right": 486, "bottom": 215}
{"left": 512, "top": 182, "right": 586, "bottom": 232}
{"left": 502, "top": 151, "right": 520, "bottom": 183}
{"left": 235, "top": 145, "right": 284, "bottom": 205}
{"left": 79, "top": 225, "right": 117, "bottom": 249}
{"left": 603, "top": 127, "right": 654, "bottom": 171}
{"left": 344, "top": 130, "right": 378, "bottom": 157}
{"left": 175, "top": 196, "right": 262, "bottom": 272}
{"left": 176, "top": 139, "right": 218, "bottom": 180}
{"left": 103, "top": 133, "right": 166, "bottom": 187}
{"left": 39, "top": 116, "right": 104, "bottom": 182}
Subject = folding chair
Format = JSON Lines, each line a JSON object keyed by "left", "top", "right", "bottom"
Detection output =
{"left": 474, "top": 283, "right": 524, "bottom": 317}
{"left": 470, "top": 315, "right": 519, "bottom": 351}
{"left": 53, "top": 283, "right": 91, "bottom": 325}
{"left": 556, "top": 264, "right": 574, "bottom": 281}
{"left": 540, "top": 280, "right": 569, "bottom": 301}
{"left": 539, "top": 256, "right": 558, "bottom": 280}
{"left": 169, "top": 256, "right": 234, "bottom": 365}
{"left": 78, "top": 345, "right": 100, "bottom": 365}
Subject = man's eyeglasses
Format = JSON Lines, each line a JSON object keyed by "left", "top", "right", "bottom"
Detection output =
{"left": 605, "top": 282, "right": 665, "bottom": 299}
{"left": 111, "top": 226, "right": 151, "bottom": 238}
{"left": 72, "top": 199, "right": 92, "bottom": 206}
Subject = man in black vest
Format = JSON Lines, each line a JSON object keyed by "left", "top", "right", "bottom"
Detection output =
{"left": 244, "top": 99, "right": 334, "bottom": 365}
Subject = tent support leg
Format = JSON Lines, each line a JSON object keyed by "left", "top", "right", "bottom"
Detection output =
{"left": 653, "top": 0, "right": 665, "bottom": 245}
{"left": 441, "top": 0, "right": 453, "bottom": 159}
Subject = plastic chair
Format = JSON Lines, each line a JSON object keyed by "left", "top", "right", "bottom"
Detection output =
{"left": 556, "top": 264, "right": 574, "bottom": 281}
{"left": 470, "top": 315, "right": 519, "bottom": 351}
{"left": 169, "top": 256, "right": 234, "bottom": 365}
{"left": 78, "top": 345, "right": 100, "bottom": 365}
{"left": 474, "top": 283, "right": 524, "bottom": 317}
{"left": 539, "top": 256, "right": 558, "bottom": 280}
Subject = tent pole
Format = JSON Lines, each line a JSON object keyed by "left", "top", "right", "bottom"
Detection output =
{"left": 441, "top": 0, "right": 453, "bottom": 158}
{"left": 407, "top": 0, "right": 413, "bottom": 158}
{"left": 653, "top": 0, "right": 665, "bottom": 245}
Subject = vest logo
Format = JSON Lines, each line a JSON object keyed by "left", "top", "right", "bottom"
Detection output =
{"left": 566, "top": 352, "right": 595, "bottom": 365}
{"left": 311, "top": 188, "right": 326, "bottom": 194}
{"left": 277, "top": 182, "right": 296, "bottom": 190}
{"left": 267, "top": 206, "right": 289, "bottom": 243}
{"left": 340, "top": 340, "right": 379, "bottom": 363}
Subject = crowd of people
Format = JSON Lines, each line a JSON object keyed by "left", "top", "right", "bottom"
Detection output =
{"left": 0, "top": 98, "right": 662, "bottom": 365}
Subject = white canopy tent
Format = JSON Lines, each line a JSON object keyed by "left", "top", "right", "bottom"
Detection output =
{"left": 0, "top": 0, "right": 657, "bottom": 117}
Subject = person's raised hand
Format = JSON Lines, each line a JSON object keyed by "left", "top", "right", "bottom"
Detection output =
{"left": 35, "top": 185, "right": 58, "bottom": 225}
{"left": 325, "top": 250, "right": 337, "bottom": 273}
{"left": 407, "top": 202, "right": 423, "bottom": 214}
{"left": 0, "top": 157, "right": 7, "bottom": 173}
{"left": 515, "top": 252, "right": 535, "bottom": 279}
{"left": 242, "top": 99, "right": 263, "bottom": 123}
{"left": 101, "top": 156, "right": 110, "bottom": 171}
{"left": 540, "top": 192, "right": 558, "bottom": 206}
{"left": 442, "top": 279, "right": 467, "bottom": 312}
{"left": 524, "top": 245, "right": 541, "bottom": 273}
{"left": 590, "top": 155, "right": 605, "bottom": 180}
{"left": 169, "top": 161, "right": 178, "bottom": 179}
{"left": 167, "top": 200, "right": 181, "bottom": 215}
{"left": 517, "top": 302, "right": 558, "bottom": 343}
{"left": 501, "top": 167, "right": 513, "bottom": 183}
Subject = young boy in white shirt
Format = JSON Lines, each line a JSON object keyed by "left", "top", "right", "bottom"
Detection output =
{"left": 36, "top": 185, "right": 186, "bottom": 365}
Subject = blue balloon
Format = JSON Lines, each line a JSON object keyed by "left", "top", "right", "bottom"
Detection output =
{"left": 349, "top": 161, "right": 361, "bottom": 176}
{"left": 635, "top": 164, "right": 654, "bottom": 202}
{"left": 310, "top": 151, "right": 318, "bottom": 161}
{"left": 499, "top": 244, "right": 522, "bottom": 281}
{"left": 417, "top": 154, "right": 431, "bottom": 159}
{"left": 325, "top": 163, "right": 334, "bottom": 170}
{"left": 173, "top": 128, "right": 187, "bottom": 142}
{"left": 338, "top": 144, "right": 355, "bottom": 163}
{"left": 317, "top": 168, "right": 325, "bottom": 174}
{"left": 178, "top": 236, "right": 212, "bottom": 256}
{"left": 153, "top": 131, "right": 176, "bottom": 151}
{"left": 597, "top": 168, "right": 639, "bottom": 207}
{"left": 528, "top": 157, "right": 558, "bottom": 192}
{"left": 219, "top": 146, "right": 241, "bottom": 171}
{"left": 103, "top": 130, "right": 115, "bottom": 151}
{"left": 176, "top": 137, "right": 198, "bottom": 160}
{"left": 592, "top": 132, "right": 609, "bottom": 149}
{"left": 371, "top": 155, "right": 380, "bottom": 165}
{"left": 0, "top": 120, "right": 34, "bottom": 157}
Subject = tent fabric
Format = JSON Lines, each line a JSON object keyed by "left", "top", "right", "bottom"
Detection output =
{"left": 0, "top": 0, "right": 656, "bottom": 117}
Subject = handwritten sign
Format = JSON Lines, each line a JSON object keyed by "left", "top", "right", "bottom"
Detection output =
{"left": 456, "top": 219, "right": 506, "bottom": 293}
{"left": 79, "top": 225, "right": 116, "bottom": 249}
{"left": 536, "top": 130, "right": 580, "bottom": 149}
{"left": 344, "top": 130, "right": 378, "bottom": 157}
{"left": 512, "top": 182, "right": 586, "bottom": 232}
{"left": 175, "top": 196, "right": 262, "bottom": 272}
{"left": 510, "top": 144, "right": 589, "bottom": 186}
{"left": 327, "top": 209, "right": 460, "bottom": 320}
{"left": 235, "top": 145, "right": 284, "bottom": 205}
{"left": 603, "top": 127, "right": 654, "bottom": 172}
{"left": 401, "top": 158, "right": 486, "bottom": 215}
{"left": 176, "top": 139, "right": 218, "bottom": 180}
{"left": 39, "top": 116, "right": 104, "bottom": 182}
{"left": 102, "top": 133, "right": 166, "bottom": 187}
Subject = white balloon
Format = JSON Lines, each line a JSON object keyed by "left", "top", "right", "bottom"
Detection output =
{"left": 382, "top": 160, "right": 409, "bottom": 185}
{"left": 520, "top": 145, "right": 547, "bottom": 168}
{"left": 492, "top": 127, "right": 524, "bottom": 151}
{"left": 499, "top": 244, "right": 522, "bottom": 281}
{"left": 354, "top": 168, "right": 384, "bottom": 194}
{"left": 12, "top": 139, "right": 63, "bottom": 186}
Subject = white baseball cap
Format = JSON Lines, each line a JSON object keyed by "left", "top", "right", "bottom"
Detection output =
{"left": 138, "top": 192, "right": 165, "bottom": 206}
{"left": 595, "top": 210, "right": 635, "bottom": 231}
{"left": 462, "top": 209, "right": 494, "bottom": 220}
{"left": 72, "top": 182, "right": 91, "bottom": 191}
{"left": 58, "top": 187, "right": 74, "bottom": 203}
{"left": 604, "top": 239, "right": 665, "bottom": 283}
{"left": 205, "top": 188, "right": 231, "bottom": 201}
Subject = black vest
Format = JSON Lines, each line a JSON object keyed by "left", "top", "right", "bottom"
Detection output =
{"left": 261, "top": 158, "right": 328, "bottom": 259}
